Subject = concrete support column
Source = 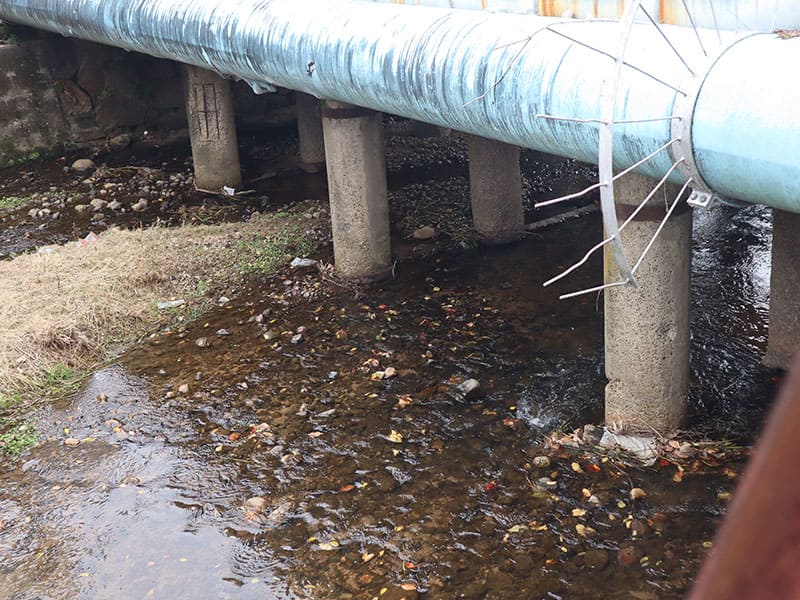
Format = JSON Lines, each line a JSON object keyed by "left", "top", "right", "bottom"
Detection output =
{"left": 467, "top": 135, "right": 524, "bottom": 244}
{"left": 182, "top": 64, "right": 241, "bottom": 191}
{"left": 764, "top": 209, "right": 800, "bottom": 369}
{"left": 321, "top": 101, "right": 391, "bottom": 281}
{"left": 604, "top": 174, "right": 692, "bottom": 433}
{"left": 296, "top": 92, "right": 325, "bottom": 173}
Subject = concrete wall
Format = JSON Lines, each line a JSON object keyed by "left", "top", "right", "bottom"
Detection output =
{"left": 0, "top": 30, "right": 292, "bottom": 167}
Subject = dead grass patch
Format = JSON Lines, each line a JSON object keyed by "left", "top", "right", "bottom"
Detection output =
{"left": 0, "top": 205, "right": 326, "bottom": 391}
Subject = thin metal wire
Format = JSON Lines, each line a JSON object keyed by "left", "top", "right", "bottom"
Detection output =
{"left": 638, "top": 5, "right": 695, "bottom": 76}
{"left": 708, "top": 0, "right": 722, "bottom": 44}
{"left": 559, "top": 278, "right": 630, "bottom": 300}
{"left": 463, "top": 34, "right": 535, "bottom": 107}
{"left": 681, "top": 0, "right": 708, "bottom": 56}
{"left": 545, "top": 26, "right": 687, "bottom": 96}
{"left": 542, "top": 158, "right": 684, "bottom": 288}
{"left": 535, "top": 114, "right": 681, "bottom": 125}
{"left": 534, "top": 137, "right": 679, "bottom": 208}
{"left": 631, "top": 178, "right": 694, "bottom": 273}
{"left": 535, "top": 182, "right": 606, "bottom": 208}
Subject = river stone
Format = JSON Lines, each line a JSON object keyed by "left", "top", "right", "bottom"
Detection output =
{"left": 90, "top": 198, "right": 107, "bottom": 211}
{"left": 71, "top": 158, "right": 96, "bottom": 172}
{"left": 453, "top": 378, "right": 481, "bottom": 401}
{"left": 532, "top": 455, "right": 551, "bottom": 469}
{"left": 584, "top": 549, "right": 609, "bottom": 570}
{"left": 616, "top": 544, "right": 643, "bottom": 567}
{"left": 244, "top": 496, "right": 268, "bottom": 513}
{"left": 412, "top": 225, "right": 436, "bottom": 240}
{"left": 131, "top": 198, "right": 148, "bottom": 212}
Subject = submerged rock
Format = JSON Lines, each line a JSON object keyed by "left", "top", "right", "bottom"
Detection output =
{"left": 452, "top": 378, "right": 481, "bottom": 401}
{"left": 71, "top": 158, "right": 96, "bottom": 172}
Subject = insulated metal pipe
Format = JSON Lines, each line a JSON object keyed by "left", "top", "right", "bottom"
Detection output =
{"left": 1, "top": 0, "right": 799, "bottom": 211}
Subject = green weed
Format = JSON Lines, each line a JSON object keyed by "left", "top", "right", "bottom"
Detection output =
{"left": 237, "top": 225, "right": 316, "bottom": 275}
{"left": 0, "top": 364, "right": 84, "bottom": 461}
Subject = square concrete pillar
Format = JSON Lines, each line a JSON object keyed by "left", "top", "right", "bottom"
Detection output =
{"left": 321, "top": 101, "right": 391, "bottom": 281}
{"left": 467, "top": 135, "right": 524, "bottom": 245}
{"left": 182, "top": 64, "right": 241, "bottom": 191}
{"left": 296, "top": 92, "right": 325, "bottom": 173}
{"left": 764, "top": 209, "right": 800, "bottom": 369}
{"left": 604, "top": 175, "right": 692, "bottom": 433}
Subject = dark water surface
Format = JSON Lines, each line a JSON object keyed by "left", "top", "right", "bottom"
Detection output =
{"left": 0, "top": 133, "right": 778, "bottom": 598}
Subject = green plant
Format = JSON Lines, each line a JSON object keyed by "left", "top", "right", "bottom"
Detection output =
{"left": 0, "top": 365, "right": 83, "bottom": 462}
{"left": 237, "top": 225, "right": 315, "bottom": 275}
{"left": 0, "top": 196, "right": 29, "bottom": 212}
{"left": 36, "top": 363, "right": 83, "bottom": 398}
{"left": 0, "top": 420, "right": 38, "bottom": 457}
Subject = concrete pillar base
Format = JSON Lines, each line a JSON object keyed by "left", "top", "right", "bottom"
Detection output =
{"left": 764, "top": 209, "right": 800, "bottom": 369}
{"left": 604, "top": 174, "right": 692, "bottom": 433}
{"left": 182, "top": 65, "right": 241, "bottom": 191}
{"left": 296, "top": 92, "right": 325, "bottom": 173}
{"left": 322, "top": 101, "right": 391, "bottom": 281}
{"left": 467, "top": 135, "right": 524, "bottom": 245}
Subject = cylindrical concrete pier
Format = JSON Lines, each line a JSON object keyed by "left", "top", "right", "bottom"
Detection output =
{"left": 764, "top": 209, "right": 800, "bottom": 369}
{"left": 321, "top": 101, "right": 391, "bottom": 281}
{"left": 467, "top": 135, "right": 524, "bottom": 245}
{"left": 604, "top": 174, "right": 692, "bottom": 433}
{"left": 296, "top": 92, "right": 325, "bottom": 173}
{"left": 182, "top": 64, "right": 241, "bottom": 191}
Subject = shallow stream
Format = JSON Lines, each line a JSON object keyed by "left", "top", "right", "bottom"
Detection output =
{"left": 0, "top": 130, "right": 778, "bottom": 599}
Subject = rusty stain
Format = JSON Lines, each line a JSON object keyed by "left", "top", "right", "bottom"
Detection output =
{"left": 775, "top": 29, "right": 800, "bottom": 39}
{"left": 659, "top": 0, "right": 684, "bottom": 26}
{"left": 689, "top": 353, "right": 800, "bottom": 600}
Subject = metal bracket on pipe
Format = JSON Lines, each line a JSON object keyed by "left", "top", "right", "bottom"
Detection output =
{"left": 686, "top": 189, "right": 717, "bottom": 208}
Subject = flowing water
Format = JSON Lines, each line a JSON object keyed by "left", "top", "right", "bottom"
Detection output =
{"left": 0, "top": 129, "right": 778, "bottom": 599}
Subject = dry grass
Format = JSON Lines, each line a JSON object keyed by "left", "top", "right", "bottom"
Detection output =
{"left": 0, "top": 208, "right": 324, "bottom": 391}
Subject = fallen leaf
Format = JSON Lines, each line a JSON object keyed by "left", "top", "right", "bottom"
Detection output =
{"left": 387, "top": 430, "right": 404, "bottom": 444}
{"left": 318, "top": 542, "right": 335, "bottom": 551}
{"left": 484, "top": 479, "right": 499, "bottom": 492}
{"left": 630, "top": 487, "right": 647, "bottom": 500}
{"left": 575, "top": 524, "right": 587, "bottom": 536}
{"left": 359, "top": 574, "right": 374, "bottom": 585}
{"left": 585, "top": 463, "right": 602, "bottom": 473}
{"left": 401, "top": 583, "right": 417, "bottom": 591}
{"left": 308, "top": 431, "right": 324, "bottom": 438}
{"left": 403, "top": 561, "right": 416, "bottom": 570}
{"left": 362, "top": 552, "right": 376, "bottom": 563}
{"left": 508, "top": 524, "right": 529, "bottom": 533}
{"left": 340, "top": 484, "right": 355, "bottom": 493}
{"left": 571, "top": 462, "right": 584, "bottom": 473}
{"left": 572, "top": 508, "right": 587, "bottom": 517}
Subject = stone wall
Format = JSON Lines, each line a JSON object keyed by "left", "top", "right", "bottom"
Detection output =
{"left": 0, "top": 33, "right": 293, "bottom": 167}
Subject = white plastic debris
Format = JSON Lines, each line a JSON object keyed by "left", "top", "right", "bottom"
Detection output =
{"left": 157, "top": 299, "right": 185, "bottom": 310}
{"left": 290, "top": 257, "right": 317, "bottom": 268}
{"left": 599, "top": 430, "right": 658, "bottom": 466}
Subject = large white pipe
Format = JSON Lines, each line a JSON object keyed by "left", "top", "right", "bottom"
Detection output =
{"left": 1, "top": 0, "right": 799, "bottom": 211}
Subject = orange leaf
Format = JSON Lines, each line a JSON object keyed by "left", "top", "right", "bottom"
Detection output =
{"left": 340, "top": 484, "right": 355, "bottom": 493}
